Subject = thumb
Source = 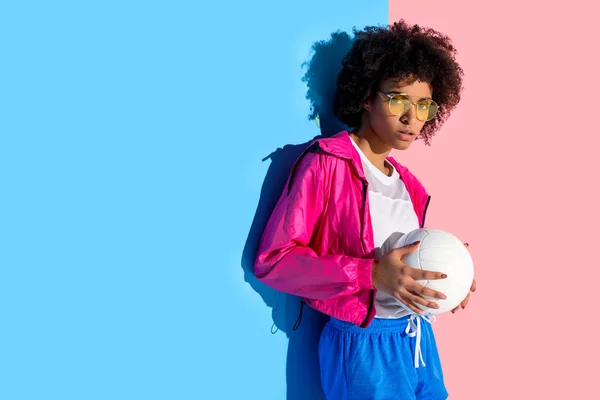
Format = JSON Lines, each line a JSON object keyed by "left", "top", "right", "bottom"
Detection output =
{"left": 398, "top": 240, "right": 420, "bottom": 254}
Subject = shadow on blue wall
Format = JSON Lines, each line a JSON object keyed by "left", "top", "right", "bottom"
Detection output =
{"left": 241, "top": 31, "right": 354, "bottom": 400}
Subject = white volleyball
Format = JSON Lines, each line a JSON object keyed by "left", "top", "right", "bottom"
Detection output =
{"left": 393, "top": 228, "right": 474, "bottom": 315}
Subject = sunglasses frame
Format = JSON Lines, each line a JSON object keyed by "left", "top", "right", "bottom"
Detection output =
{"left": 378, "top": 90, "right": 439, "bottom": 122}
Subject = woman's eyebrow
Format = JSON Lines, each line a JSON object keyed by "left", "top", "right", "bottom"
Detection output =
{"left": 385, "top": 90, "right": 432, "bottom": 99}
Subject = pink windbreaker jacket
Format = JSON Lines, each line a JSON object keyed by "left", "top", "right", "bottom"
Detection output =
{"left": 254, "top": 131, "right": 431, "bottom": 328}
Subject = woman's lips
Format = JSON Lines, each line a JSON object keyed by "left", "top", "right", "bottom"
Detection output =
{"left": 397, "top": 131, "right": 414, "bottom": 141}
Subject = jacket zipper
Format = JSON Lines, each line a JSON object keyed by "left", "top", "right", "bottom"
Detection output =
{"left": 422, "top": 195, "right": 432, "bottom": 228}
{"left": 360, "top": 178, "right": 368, "bottom": 255}
{"left": 360, "top": 177, "right": 375, "bottom": 328}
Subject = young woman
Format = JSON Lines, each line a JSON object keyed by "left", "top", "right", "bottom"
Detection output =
{"left": 254, "top": 20, "right": 474, "bottom": 400}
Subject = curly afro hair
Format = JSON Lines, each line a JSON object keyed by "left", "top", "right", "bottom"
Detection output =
{"left": 333, "top": 20, "right": 464, "bottom": 145}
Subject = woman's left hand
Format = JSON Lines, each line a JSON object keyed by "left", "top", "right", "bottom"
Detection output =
{"left": 452, "top": 243, "right": 476, "bottom": 314}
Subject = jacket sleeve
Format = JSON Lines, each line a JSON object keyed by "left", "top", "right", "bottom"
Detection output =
{"left": 254, "top": 147, "right": 374, "bottom": 300}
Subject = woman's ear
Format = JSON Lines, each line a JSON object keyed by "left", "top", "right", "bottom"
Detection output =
{"left": 363, "top": 92, "right": 378, "bottom": 113}
{"left": 363, "top": 100, "right": 372, "bottom": 112}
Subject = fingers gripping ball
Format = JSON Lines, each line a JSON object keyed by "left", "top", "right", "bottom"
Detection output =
{"left": 394, "top": 228, "right": 474, "bottom": 315}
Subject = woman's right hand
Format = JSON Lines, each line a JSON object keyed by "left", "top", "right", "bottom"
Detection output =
{"left": 371, "top": 241, "right": 448, "bottom": 314}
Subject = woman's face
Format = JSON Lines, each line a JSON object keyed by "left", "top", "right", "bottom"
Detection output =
{"left": 363, "top": 78, "right": 433, "bottom": 151}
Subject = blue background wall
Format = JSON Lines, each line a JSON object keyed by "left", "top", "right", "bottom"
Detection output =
{"left": 1, "top": 1, "right": 387, "bottom": 398}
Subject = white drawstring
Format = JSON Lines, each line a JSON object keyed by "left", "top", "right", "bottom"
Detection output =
{"left": 404, "top": 314, "right": 436, "bottom": 368}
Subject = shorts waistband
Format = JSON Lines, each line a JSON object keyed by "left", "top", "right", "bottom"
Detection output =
{"left": 329, "top": 316, "right": 412, "bottom": 333}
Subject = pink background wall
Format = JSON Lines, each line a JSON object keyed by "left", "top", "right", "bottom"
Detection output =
{"left": 389, "top": 1, "right": 600, "bottom": 398}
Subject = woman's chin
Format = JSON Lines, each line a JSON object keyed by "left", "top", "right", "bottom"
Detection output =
{"left": 392, "top": 139, "right": 414, "bottom": 151}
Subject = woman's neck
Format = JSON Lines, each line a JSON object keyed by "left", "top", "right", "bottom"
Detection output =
{"left": 349, "top": 129, "right": 393, "bottom": 176}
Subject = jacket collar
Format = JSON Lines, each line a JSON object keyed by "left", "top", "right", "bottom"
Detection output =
{"left": 315, "top": 130, "right": 410, "bottom": 182}
{"left": 314, "top": 130, "right": 369, "bottom": 181}
{"left": 314, "top": 130, "right": 429, "bottom": 200}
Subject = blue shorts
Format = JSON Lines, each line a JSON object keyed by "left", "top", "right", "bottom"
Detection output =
{"left": 319, "top": 315, "right": 448, "bottom": 400}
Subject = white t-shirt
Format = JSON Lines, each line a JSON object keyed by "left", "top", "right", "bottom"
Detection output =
{"left": 350, "top": 138, "right": 420, "bottom": 319}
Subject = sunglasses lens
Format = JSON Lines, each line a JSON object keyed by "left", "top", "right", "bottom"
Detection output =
{"left": 417, "top": 99, "right": 438, "bottom": 121}
{"left": 389, "top": 95, "right": 411, "bottom": 115}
